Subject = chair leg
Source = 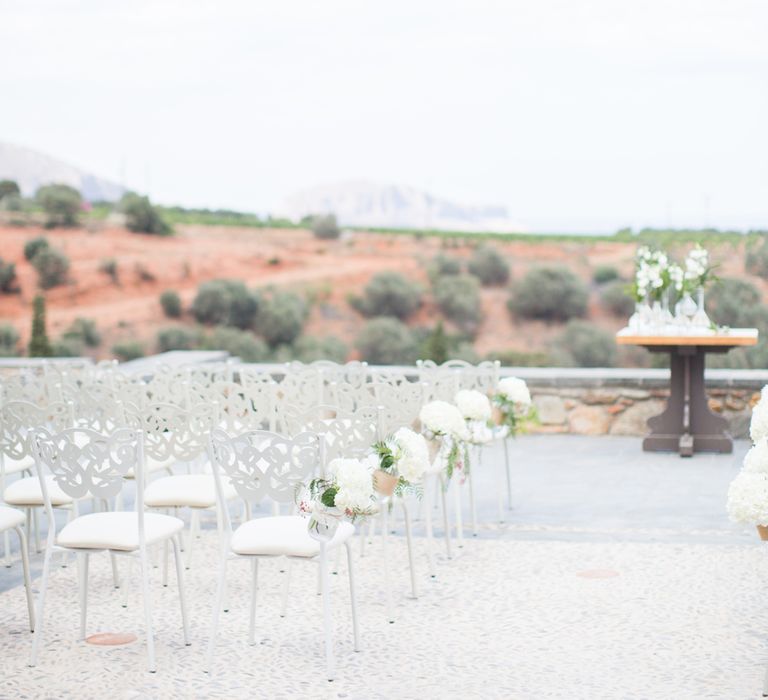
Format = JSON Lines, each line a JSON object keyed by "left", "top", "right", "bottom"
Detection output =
{"left": 25, "top": 509, "right": 32, "bottom": 555}
{"left": 439, "top": 474, "right": 452, "bottom": 560}
{"left": 29, "top": 540, "right": 54, "bottom": 666}
{"left": 139, "top": 547, "right": 156, "bottom": 673}
{"left": 280, "top": 560, "right": 292, "bottom": 618}
{"left": 380, "top": 506, "right": 394, "bottom": 624}
{"left": 13, "top": 525, "right": 34, "bottom": 632}
{"left": 162, "top": 538, "right": 170, "bottom": 587}
{"left": 452, "top": 476, "right": 464, "bottom": 547}
{"left": 470, "top": 447, "right": 479, "bottom": 536}
{"left": 423, "top": 476, "right": 436, "bottom": 578}
{"left": 401, "top": 502, "right": 418, "bottom": 599}
{"left": 32, "top": 509, "right": 40, "bottom": 554}
{"left": 345, "top": 542, "right": 360, "bottom": 652}
{"left": 171, "top": 536, "right": 190, "bottom": 646}
{"left": 504, "top": 437, "right": 513, "bottom": 510}
{"left": 319, "top": 544, "right": 335, "bottom": 682}
{"left": 110, "top": 552, "right": 120, "bottom": 589}
{"left": 186, "top": 510, "right": 200, "bottom": 570}
{"left": 3, "top": 530, "right": 11, "bottom": 568}
{"left": 248, "top": 558, "right": 259, "bottom": 645}
{"left": 78, "top": 552, "right": 90, "bottom": 640}
{"left": 205, "top": 556, "right": 228, "bottom": 673}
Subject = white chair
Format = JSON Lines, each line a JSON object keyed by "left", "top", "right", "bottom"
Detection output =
{"left": 205, "top": 428, "right": 360, "bottom": 681}
{"left": 1, "top": 400, "right": 76, "bottom": 554}
{"left": 28, "top": 426, "right": 189, "bottom": 673}
{"left": 0, "top": 505, "right": 34, "bottom": 631}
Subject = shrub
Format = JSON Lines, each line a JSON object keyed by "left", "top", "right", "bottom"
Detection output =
{"left": 707, "top": 278, "right": 761, "bottom": 327}
{"left": 0, "top": 324, "right": 20, "bottom": 357}
{"left": 551, "top": 320, "right": 617, "bottom": 367}
{"left": 508, "top": 266, "right": 588, "bottom": 321}
{"left": 191, "top": 279, "right": 259, "bottom": 329}
{"left": 433, "top": 274, "right": 482, "bottom": 332}
{"left": 51, "top": 336, "right": 85, "bottom": 357}
{"left": 120, "top": 192, "right": 172, "bottom": 235}
{"left": 746, "top": 236, "right": 768, "bottom": 279}
{"left": 291, "top": 335, "right": 348, "bottom": 363}
{"left": 467, "top": 246, "right": 510, "bottom": 286}
{"left": 0, "top": 180, "right": 20, "bottom": 200}
{"left": 202, "top": 327, "right": 270, "bottom": 362}
{"left": 28, "top": 295, "right": 52, "bottom": 357}
{"left": 486, "top": 349, "right": 550, "bottom": 367}
{"left": 593, "top": 265, "right": 620, "bottom": 284}
{"left": 134, "top": 263, "right": 156, "bottom": 282}
{"left": 99, "top": 258, "right": 119, "bottom": 284}
{"left": 256, "top": 292, "right": 308, "bottom": 347}
{"left": 0, "top": 259, "right": 18, "bottom": 293}
{"left": 310, "top": 214, "right": 340, "bottom": 240}
{"left": 355, "top": 318, "right": 418, "bottom": 365}
{"left": 420, "top": 321, "right": 450, "bottom": 364}
{"left": 600, "top": 281, "right": 634, "bottom": 317}
{"left": 63, "top": 317, "right": 101, "bottom": 347}
{"left": 24, "top": 236, "right": 49, "bottom": 262}
{"left": 428, "top": 254, "right": 462, "bottom": 280}
{"left": 351, "top": 272, "right": 422, "bottom": 320}
{"left": 160, "top": 290, "right": 182, "bottom": 318}
{"left": 156, "top": 326, "right": 200, "bottom": 352}
{"left": 32, "top": 247, "right": 70, "bottom": 289}
{"left": 35, "top": 183, "right": 82, "bottom": 227}
{"left": 112, "top": 341, "right": 145, "bottom": 362}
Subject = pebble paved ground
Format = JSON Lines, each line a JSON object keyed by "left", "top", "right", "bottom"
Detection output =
{"left": 1, "top": 436, "right": 765, "bottom": 699}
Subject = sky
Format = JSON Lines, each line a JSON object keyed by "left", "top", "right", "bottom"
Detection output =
{"left": 1, "top": 0, "right": 766, "bottom": 233}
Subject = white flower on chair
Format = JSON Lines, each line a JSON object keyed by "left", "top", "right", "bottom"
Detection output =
{"left": 418, "top": 401, "right": 469, "bottom": 441}
{"left": 727, "top": 471, "right": 768, "bottom": 525}
{"left": 497, "top": 377, "right": 532, "bottom": 407}
{"left": 455, "top": 390, "right": 492, "bottom": 422}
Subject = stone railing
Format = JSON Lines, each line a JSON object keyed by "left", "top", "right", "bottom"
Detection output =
{"left": 507, "top": 368, "right": 768, "bottom": 439}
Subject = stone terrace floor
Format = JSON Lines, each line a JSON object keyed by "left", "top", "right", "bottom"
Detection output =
{"left": 0, "top": 435, "right": 765, "bottom": 699}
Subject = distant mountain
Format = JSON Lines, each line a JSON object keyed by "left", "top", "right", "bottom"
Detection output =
{"left": 0, "top": 142, "right": 125, "bottom": 202}
{"left": 278, "top": 180, "right": 527, "bottom": 233}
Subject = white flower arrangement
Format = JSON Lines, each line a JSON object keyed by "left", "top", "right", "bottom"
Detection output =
{"left": 418, "top": 400, "right": 470, "bottom": 480}
{"left": 743, "top": 439, "right": 768, "bottom": 474}
{"left": 750, "top": 398, "right": 768, "bottom": 443}
{"left": 684, "top": 245, "right": 710, "bottom": 285}
{"left": 419, "top": 400, "right": 470, "bottom": 441}
{"left": 727, "top": 471, "right": 768, "bottom": 526}
{"left": 298, "top": 456, "right": 377, "bottom": 537}
{"left": 455, "top": 389, "right": 492, "bottom": 422}
{"left": 633, "top": 247, "right": 670, "bottom": 302}
{"left": 493, "top": 376, "right": 535, "bottom": 435}
{"left": 372, "top": 427, "right": 431, "bottom": 495}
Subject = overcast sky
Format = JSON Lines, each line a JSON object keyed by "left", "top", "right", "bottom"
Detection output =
{"left": 1, "top": 0, "right": 766, "bottom": 232}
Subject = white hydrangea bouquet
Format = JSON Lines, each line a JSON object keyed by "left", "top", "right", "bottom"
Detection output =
{"left": 727, "top": 391, "right": 768, "bottom": 539}
{"left": 297, "top": 456, "right": 378, "bottom": 539}
{"left": 492, "top": 376, "right": 535, "bottom": 436}
{"left": 372, "top": 426, "right": 431, "bottom": 497}
{"left": 455, "top": 389, "right": 494, "bottom": 445}
{"left": 418, "top": 400, "right": 470, "bottom": 480}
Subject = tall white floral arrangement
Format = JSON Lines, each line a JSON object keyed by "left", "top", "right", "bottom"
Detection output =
{"left": 418, "top": 400, "right": 470, "bottom": 479}
{"left": 727, "top": 390, "right": 768, "bottom": 532}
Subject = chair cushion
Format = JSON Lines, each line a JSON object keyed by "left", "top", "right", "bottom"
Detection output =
{"left": 230, "top": 515, "right": 354, "bottom": 558}
{"left": 0, "top": 506, "right": 25, "bottom": 532}
{"left": 1, "top": 455, "right": 34, "bottom": 477}
{"left": 125, "top": 456, "right": 176, "bottom": 479}
{"left": 4, "top": 475, "right": 74, "bottom": 507}
{"left": 143, "top": 474, "right": 237, "bottom": 509}
{"left": 57, "top": 511, "right": 184, "bottom": 551}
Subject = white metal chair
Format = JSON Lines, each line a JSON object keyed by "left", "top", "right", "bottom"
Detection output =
{"left": 28, "top": 426, "right": 189, "bottom": 673}
{"left": 205, "top": 428, "right": 360, "bottom": 681}
{"left": 0, "top": 505, "right": 34, "bottom": 631}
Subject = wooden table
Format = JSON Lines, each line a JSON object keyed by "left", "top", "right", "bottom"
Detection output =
{"left": 616, "top": 328, "right": 758, "bottom": 456}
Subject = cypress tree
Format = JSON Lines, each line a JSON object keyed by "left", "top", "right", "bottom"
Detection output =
{"left": 28, "top": 294, "right": 52, "bottom": 357}
{"left": 421, "top": 321, "right": 450, "bottom": 364}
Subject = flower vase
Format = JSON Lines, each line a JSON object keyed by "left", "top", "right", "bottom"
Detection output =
{"left": 651, "top": 300, "right": 662, "bottom": 331}
{"left": 660, "top": 294, "right": 674, "bottom": 332}
{"left": 692, "top": 287, "right": 711, "bottom": 330}
{"left": 308, "top": 508, "right": 342, "bottom": 542}
{"left": 628, "top": 302, "right": 642, "bottom": 332}
{"left": 373, "top": 469, "right": 399, "bottom": 497}
{"left": 757, "top": 525, "right": 768, "bottom": 541}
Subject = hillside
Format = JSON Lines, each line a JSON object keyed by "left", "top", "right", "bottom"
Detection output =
{"left": 0, "top": 223, "right": 763, "bottom": 365}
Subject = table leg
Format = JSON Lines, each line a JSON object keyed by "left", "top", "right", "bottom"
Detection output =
{"left": 643, "top": 347, "right": 731, "bottom": 455}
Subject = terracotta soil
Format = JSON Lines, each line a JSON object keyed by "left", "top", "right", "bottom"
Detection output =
{"left": 0, "top": 224, "right": 756, "bottom": 361}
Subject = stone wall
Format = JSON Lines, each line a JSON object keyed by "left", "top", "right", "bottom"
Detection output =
{"left": 505, "top": 368, "right": 768, "bottom": 439}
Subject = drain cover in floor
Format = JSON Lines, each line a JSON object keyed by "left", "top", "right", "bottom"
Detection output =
{"left": 85, "top": 633, "right": 137, "bottom": 646}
